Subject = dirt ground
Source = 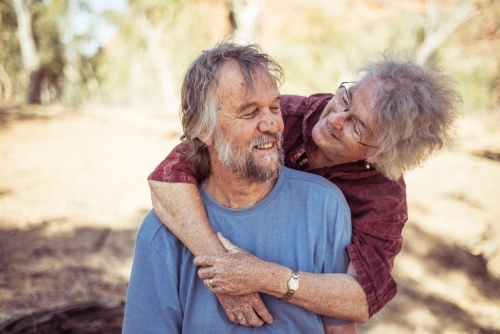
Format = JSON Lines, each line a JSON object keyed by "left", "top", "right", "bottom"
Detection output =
{"left": 0, "top": 104, "right": 499, "bottom": 333}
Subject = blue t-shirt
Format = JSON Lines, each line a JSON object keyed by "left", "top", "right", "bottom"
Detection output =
{"left": 123, "top": 167, "right": 352, "bottom": 333}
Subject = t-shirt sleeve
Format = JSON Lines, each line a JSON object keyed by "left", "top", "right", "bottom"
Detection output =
{"left": 321, "top": 193, "right": 354, "bottom": 327}
{"left": 148, "top": 142, "right": 203, "bottom": 184}
{"left": 123, "top": 219, "right": 182, "bottom": 334}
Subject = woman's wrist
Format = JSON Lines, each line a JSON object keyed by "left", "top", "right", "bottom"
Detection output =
{"left": 257, "top": 263, "right": 291, "bottom": 298}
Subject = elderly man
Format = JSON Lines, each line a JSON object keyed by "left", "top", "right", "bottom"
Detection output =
{"left": 123, "top": 43, "right": 357, "bottom": 333}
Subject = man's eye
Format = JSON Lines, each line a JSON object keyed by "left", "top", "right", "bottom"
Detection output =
{"left": 242, "top": 110, "right": 258, "bottom": 118}
{"left": 270, "top": 106, "right": 281, "bottom": 113}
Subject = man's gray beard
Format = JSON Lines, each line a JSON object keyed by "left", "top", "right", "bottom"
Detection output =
{"left": 214, "top": 131, "right": 285, "bottom": 183}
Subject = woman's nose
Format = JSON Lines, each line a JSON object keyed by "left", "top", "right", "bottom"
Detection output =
{"left": 327, "top": 110, "right": 349, "bottom": 129}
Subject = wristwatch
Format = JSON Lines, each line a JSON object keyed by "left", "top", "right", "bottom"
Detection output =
{"left": 281, "top": 270, "right": 300, "bottom": 302}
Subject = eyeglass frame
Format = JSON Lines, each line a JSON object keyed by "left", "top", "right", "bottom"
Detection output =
{"left": 335, "top": 81, "right": 380, "bottom": 149}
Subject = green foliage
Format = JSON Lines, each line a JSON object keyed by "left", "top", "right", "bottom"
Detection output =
{"left": 0, "top": 2, "right": 23, "bottom": 94}
{"left": 33, "top": 0, "right": 66, "bottom": 98}
{"left": 98, "top": 0, "right": 225, "bottom": 106}
{"left": 265, "top": 7, "right": 376, "bottom": 96}
{"left": 453, "top": 64, "right": 500, "bottom": 112}
{"left": 1, "top": 0, "right": 498, "bottom": 112}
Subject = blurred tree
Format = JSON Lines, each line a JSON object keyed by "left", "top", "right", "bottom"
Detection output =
{"left": 1, "top": 0, "right": 108, "bottom": 105}
{"left": 57, "top": 0, "right": 104, "bottom": 104}
{"left": 2, "top": 0, "right": 67, "bottom": 105}
{"left": 414, "top": 0, "right": 478, "bottom": 65}
{"left": 107, "top": 0, "right": 183, "bottom": 110}
{"left": 101, "top": 0, "right": 228, "bottom": 107}
{"left": 35, "top": 0, "right": 68, "bottom": 104}
{"left": 227, "top": 0, "right": 266, "bottom": 44}
{"left": 10, "top": 0, "right": 42, "bottom": 103}
{"left": 0, "top": 63, "right": 13, "bottom": 104}
{"left": 0, "top": 3, "right": 19, "bottom": 105}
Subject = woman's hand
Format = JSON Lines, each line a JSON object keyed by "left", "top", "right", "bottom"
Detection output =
{"left": 194, "top": 232, "right": 268, "bottom": 295}
{"left": 195, "top": 233, "right": 274, "bottom": 326}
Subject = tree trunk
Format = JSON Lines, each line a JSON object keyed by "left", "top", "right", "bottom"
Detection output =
{"left": 82, "top": 58, "right": 103, "bottom": 104}
{"left": 28, "top": 68, "right": 42, "bottom": 104}
{"left": 12, "top": 0, "right": 42, "bottom": 104}
{"left": 415, "top": 0, "right": 478, "bottom": 65}
{"left": 0, "top": 64, "right": 13, "bottom": 105}
{"left": 227, "top": 0, "right": 266, "bottom": 44}
{"left": 137, "top": 14, "right": 179, "bottom": 112}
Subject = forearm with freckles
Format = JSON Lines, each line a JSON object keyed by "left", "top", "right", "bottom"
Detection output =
{"left": 255, "top": 262, "right": 369, "bottom": 323}
{"left": 148, "top": 180, "right": 226, "bottom": 255}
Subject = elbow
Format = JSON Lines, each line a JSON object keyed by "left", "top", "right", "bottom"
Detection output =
{"left": 345, "top": 310, "right": 368, "bottom": 324}
{"left": 355, "top": 297, "right": 370, "bottom": 324}
{"left": 349, "top": 299, "right": 369, "bottom": 324}
{"left": 355, "top": 309, "right": 369, "bottom": 324}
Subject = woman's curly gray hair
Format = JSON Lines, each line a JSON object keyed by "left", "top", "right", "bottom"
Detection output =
{"left": 180, "top": 42, "right": 284, "bottom": 177}
{"left": 359, "top": 51, "right": 462, "bottom": 180}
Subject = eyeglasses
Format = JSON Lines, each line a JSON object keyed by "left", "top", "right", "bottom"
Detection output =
{"left": 333, "top": 82, "right": 379, "bottom": 149}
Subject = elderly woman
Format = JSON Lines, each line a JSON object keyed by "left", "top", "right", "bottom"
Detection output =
{"left": 147, "top": 51, "right": 461, "bottom": 326}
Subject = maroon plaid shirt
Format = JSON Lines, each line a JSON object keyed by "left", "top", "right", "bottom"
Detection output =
{"left": 149, "top": 94, "right": 408, "bottom": 317}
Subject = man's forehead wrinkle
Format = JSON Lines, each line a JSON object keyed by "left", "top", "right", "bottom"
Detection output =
{"left": 213, "top": 62, "right": 279, "bottom": 116}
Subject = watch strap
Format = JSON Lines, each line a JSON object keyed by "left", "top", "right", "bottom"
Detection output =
{"left": 281, "top": 270, "right": 299, "bottom": 302}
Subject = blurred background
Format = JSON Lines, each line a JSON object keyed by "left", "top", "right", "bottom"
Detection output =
{"left": 0, "top": 0, "right": 499, "bottom": 333}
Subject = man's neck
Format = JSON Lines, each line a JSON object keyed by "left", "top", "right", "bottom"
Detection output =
{"left": 203, "top": 166, "right": 277, "bottom": 209}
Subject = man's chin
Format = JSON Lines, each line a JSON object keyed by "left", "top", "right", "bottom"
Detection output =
{"left": 242, "top": 160, "right": 283, "bottom": 183}
{"left": 258, "top": 158, "right": 283, "bottom": 172}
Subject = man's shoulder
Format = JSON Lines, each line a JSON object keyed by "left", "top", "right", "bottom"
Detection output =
{"left": 136, "top": 210, "right": 167, "bottom": 244}
{"left": 282, "top": 167, "right": 345, "bottom": 199}
{"left": 135, "top": 210, "right": 187, "bottom": 262}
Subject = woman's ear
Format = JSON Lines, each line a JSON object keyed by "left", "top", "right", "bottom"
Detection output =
{"left": 366, "top": 155, "right": 379, "bottom": 164}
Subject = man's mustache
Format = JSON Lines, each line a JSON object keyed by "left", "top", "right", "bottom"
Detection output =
{"left": 249, "top": 132, "right": 283, "bottom": 151}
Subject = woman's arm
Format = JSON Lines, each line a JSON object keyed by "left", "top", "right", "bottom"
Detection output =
{"left": 324, "top": 323, "right": 357, "bottom": 334}
{"left": 149, "top": 181, "right": 226, "bottom": 255}
{"left": 148, "top": 145, "right": 273, "bottom": 326}
{"left": 195, "top": 233, "right": 369, "bottom": 324}
{"left": 148, "top": 144, "right": 226, "bottom": 255}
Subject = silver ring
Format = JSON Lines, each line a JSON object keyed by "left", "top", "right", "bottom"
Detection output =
{"left": 206, "top": 278, "right": 213, "bottom": 288}
{"left": 237, "top": 314, "right": 244, "bottom": 321}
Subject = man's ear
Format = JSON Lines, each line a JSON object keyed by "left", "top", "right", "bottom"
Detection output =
{"left": 198, "top": 133, "right": 214, "bottom": 147}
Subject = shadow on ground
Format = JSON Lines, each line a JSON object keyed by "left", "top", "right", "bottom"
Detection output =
{"left": 2, "top": 211, "right": 500, "bottom": 333}
{"left": 0, "top": 219, "right": 139, "bottom": 327}
{"left": 0, "top": 105, "right": 78, "bottom": 128}
{"left": 360, "top": 223, "right": 500, "bottom": 334}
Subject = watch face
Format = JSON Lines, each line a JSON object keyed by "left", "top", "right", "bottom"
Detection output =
{"left": 289, "top": 279, "right": 299, "bottom": 291}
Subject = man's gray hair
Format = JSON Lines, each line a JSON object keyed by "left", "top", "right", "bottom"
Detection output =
{"left": 180, "top": 42, "right": 284, "bottom": 178}
{"left": 359, "top": 51, "right": 462, "bottom": 180}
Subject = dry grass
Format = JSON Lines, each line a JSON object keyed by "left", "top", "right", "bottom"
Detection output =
{"left": 0, "top": 105, "right": 499, "bottom": 333}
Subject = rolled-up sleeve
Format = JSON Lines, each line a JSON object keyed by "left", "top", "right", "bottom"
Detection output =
{"left": 148, "top": 143, "right": 202, "bottom": 184}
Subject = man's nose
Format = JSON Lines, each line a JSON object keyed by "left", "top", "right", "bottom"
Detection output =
{"left": 258, "top": 109, "right": 280, "bottom": 133}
